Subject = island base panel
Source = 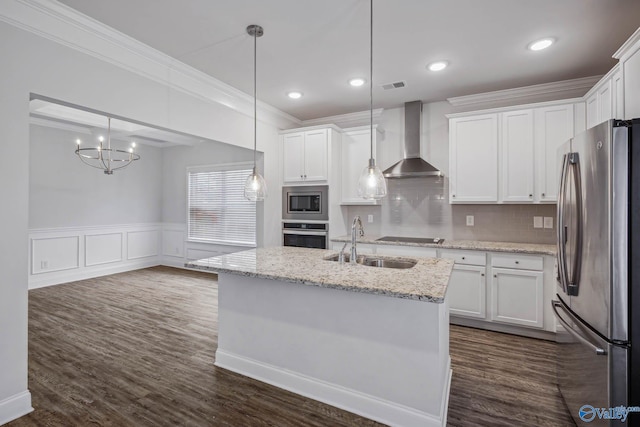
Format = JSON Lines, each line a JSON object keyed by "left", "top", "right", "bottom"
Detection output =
{"left": 214, "top": 273, "right": 451, "bottom": 427}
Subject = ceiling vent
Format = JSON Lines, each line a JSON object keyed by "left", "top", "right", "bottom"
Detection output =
{"left": 381, "top": 81, "right": 406, "bottom": 90}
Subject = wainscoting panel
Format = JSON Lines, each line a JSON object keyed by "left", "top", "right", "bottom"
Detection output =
{"left": 85, "top": 233, "right": 123, "bottom": 267}
{"left": 29, "top": 224, "right": 162, "bottom": 289}
{"left": 127, "top": 230, "right": 160, "bottom": 260}
{"left": 31, "top": 236, "right": 79, "bottom": 275}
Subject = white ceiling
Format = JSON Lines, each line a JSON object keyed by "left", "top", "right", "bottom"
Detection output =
{"left": 57, "top": 0, "right": 640, "bottom": 121}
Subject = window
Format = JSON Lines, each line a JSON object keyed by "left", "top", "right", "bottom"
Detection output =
{"left": 187, "top": 164, "right": 256, "bottom": 246}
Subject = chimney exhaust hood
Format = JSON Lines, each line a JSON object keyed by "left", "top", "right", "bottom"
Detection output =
{"left": 382, "top": 101, "right": 443, "bottom": 178}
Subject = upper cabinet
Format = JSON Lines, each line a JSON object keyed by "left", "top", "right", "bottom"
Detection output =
{"left": 584, "top": 64, "right": 622, "bottom": 128}
{"left": 449, "top": 114, "right": 499, "bottom": 202}
{"left": 449, "top": 102, "right": 577, "bottom": 204}
{"left": 282, "top": 128, "right": 331, "bottom": 184}
{"left": 534, "top": 104, "right": 574, "bottom": 203}
{"left": 340, "top": 126, "right": 384, "bottom": 205}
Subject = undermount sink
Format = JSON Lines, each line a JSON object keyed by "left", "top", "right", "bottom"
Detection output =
{"left": 323, "top": 253, "right": 417, "bottom": 269}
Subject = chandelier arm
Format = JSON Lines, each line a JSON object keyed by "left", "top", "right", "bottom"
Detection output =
{"left": 370, "top": 0, "right": 373, "bottom": 162}
{"left": 253, "top": 24, "right": 257, "bottom": 172}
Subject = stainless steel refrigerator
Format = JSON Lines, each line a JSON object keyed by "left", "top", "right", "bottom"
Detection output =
{"left": 553, "top": 119, "right": 640, "bottom": 426}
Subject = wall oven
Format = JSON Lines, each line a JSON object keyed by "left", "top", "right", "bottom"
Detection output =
{"left": 282, "top": 222, "right": 328, "bottom": 249}
{"left": 282, "top": 185, "right": 328, "bottom": 221}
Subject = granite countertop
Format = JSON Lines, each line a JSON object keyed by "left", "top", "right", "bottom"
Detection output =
{"left": 331, "top": 235, "right": 556, "bottom": 256}
{"left": 186, "top": 246, "right": 454, "bottom": 303}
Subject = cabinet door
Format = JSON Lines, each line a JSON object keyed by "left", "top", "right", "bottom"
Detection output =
{"left": 303, "top": 129, "right": 328, "bottom": 182}
{"left": 586, "top": 92, "right": 598, "bottom": 129}
{"left": 500, "top": 110, "right": 534, "bottom": 202}
{"left": 598, "top": 79, "right": 613, "bottom": 123}
{"left": 534, "top": 104, "right": 574, "bottom": 203}
{"left": 449, "top": 114, "right": 498, "bottom": 202}
{"left": 447, "top": 264, "right": 486, "bottom": 319}
{"left": 341, "top": 130, "right": 371, "bottom": 203}
{"left": 612, "top": 70, "right": 624, "bottom": 120}
{"left": 491, "top": 267, "right": 543, "bottom": 328}
{"left": 283, "top": 133, "right": 305, "bottom": 183}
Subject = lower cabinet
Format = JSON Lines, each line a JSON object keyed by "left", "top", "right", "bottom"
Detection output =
{"left": 490, "top": 267, "right": 544, "bottom": 328}
{"left": 447, "top": 264, "right": 486, "bottom": 319}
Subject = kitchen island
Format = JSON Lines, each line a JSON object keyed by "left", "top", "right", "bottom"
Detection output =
{"left": 187, "top": 246, "right": 454, "bottom": 427}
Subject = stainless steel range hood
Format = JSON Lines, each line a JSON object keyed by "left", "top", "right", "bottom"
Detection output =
{"left": 383, "top": 101, "right": 443, "bottom": 178}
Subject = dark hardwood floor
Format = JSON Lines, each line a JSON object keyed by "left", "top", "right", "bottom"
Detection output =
{"left": 8, "top": 266, "right": 575, "bottom": 427}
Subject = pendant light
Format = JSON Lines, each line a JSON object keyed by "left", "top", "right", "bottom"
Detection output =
{"left": 244, "top": 24, "right": 268, "bottom": 201}
{"left": 357, "top": 0, "right": 387, "bottom": 200}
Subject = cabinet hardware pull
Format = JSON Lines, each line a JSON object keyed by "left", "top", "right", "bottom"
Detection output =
{"left": 452, "top": 194, "right": 456, "bottom": 198}
{"left": 461, "top": 256, "right": 465, "bottom": 260}
{"left": 494, "top": 274, "right": 497, "bottom": 278}
{"left": 529, "top": 194, "right": 533, "bottom": 197}
{"left": 481, "top": 273, "right": 485, "bottom": 277}
{"left": 515, "top": 261, "right": 519, "bottom": 264}
{"left": 542, "top": 192, "right": 545, "bottom": 197}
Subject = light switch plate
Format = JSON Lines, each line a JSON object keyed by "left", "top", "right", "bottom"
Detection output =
{"left": 533, "top": 216, "right": 543, "bottom": 228}
{"left": 544, "top": 217, "right": 553, "bottom": 229}
{"left": 367, "top": 214, "right": 374, "bottom": 223}
{"left": 466, "top": 215, "right": 474, "bottom": 226}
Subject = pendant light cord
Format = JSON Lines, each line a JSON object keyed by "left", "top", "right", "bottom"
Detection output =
{"left": 253, "top": 30, "right": 257, "bottom": 171}
{"left": 369, "top": 0, "right": 373, "bottom": 161}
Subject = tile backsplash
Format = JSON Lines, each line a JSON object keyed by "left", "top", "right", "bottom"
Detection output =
{"left": 345, "top": 177, "right": 556, "bottom": 245}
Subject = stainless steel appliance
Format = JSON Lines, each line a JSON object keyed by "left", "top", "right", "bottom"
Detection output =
{"left": 553, "top": 119, "right": 640, "bottom": 426}
{"left": 282, "top": 185, "right": 328, "bottom": 221}
{"left": 282, "top": 222, "right": 328, "bottom": 249}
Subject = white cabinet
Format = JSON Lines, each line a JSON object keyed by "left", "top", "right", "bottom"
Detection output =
{"left": 490, "top": 268, "right": 544, "bottom": 328}
{"left": 449, "top": 103, "right": 575, "bottom": 204}
{"left": 490, "top": 253, "right": 544, "bottom": 329}
{"left": 282, "top": 128, "right": 329, "bottom": 183}
{"left": 584, "top": 65, "right": 622, "bottom": 129}
{"left": 500, "top": 110, "right": 534, "bottom": 202}
{"left": 449, "top": 114, "right": 498, "bottom": 202}
{"left": 448, "top": 265, "right": 487, "bottom": 319}
{"left": 341, "top": 126, "right": 383, "bottom": 204}
{"left": 440, "top": 249, "right": 487, "bottom": 319}
{"left": 534, "top": 104, "right": 574, "bottom": 203}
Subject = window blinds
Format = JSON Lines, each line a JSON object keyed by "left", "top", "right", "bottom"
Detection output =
{"left": 187, "top": 167, "right": 256, "bottom": 246}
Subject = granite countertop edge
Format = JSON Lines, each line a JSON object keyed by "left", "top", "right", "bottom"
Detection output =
{"left": 186, "top": 247, "right": 454, "bottom": 304}
{"left": 330, "top": 236, "right": 556, "bottom": 256}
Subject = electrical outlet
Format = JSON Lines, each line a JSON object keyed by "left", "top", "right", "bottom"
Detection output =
{"left": 175, "top": 247, "right": 180, "bottom": 254}
{"left": 367, "top": 214, "right": 374, "bottom": 223}
{"left": 533, "top": 216, "right": 543, "bottom": 228}
{"left": 41, "top": 260, "right": 48, "bottom": 269}
{"left": 544, "top": 217, "right": 554, "bottom": 229}
{"left": 466, "top": 215, "right": 474, "bottom": 226}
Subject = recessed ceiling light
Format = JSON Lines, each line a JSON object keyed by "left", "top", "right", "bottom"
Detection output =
{"left": 349, "top": 78, "right": 366, "bottom": 87}
{"left": 287, "top": 91, "right": 303, "bottom": 99}
{"left": 427, "top": 61, "right": 448, "bottom": 72}
{"left": 528, "top": 38, "right": 555, "bottom": 51}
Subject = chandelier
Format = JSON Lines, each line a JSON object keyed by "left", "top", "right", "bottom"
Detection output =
{"left": 74, "top": 117, "right": 140, "bottom": 174}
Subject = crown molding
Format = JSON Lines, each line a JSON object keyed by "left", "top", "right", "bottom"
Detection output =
{"left": 447, "top": 76, "right": 602, "bottom": 107}
{"left": 445, "top": 97, "right": 584, "bottom": 119}
{"left": 300, "top": 108, "right": 384, "bottom": 129}
{"left": 613, "top": 27, "right": 640, "bottom": 60}
{"left": 0, "top": 0, "right": 302, "bottom": 129}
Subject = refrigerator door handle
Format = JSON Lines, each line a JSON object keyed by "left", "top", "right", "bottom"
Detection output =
{"left": 566, "top": 153, "right": 583, "bottom": 296}
{"left": 552, "top": 300, "right": 606, "bottom": 356}
{"left": 556, "top": 154, "right": 570, "bottom": 293}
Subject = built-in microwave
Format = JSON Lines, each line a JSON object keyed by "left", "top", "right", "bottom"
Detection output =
{"left": 282, "top": 185, "right": 328, "bottom": 221}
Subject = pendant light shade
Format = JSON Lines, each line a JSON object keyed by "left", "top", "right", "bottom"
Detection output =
{"left": 244, "top": 166, "right": 268, "bottom": 201}
{"left": 357, "top": 0, "right": 387, "bottom": 200}
{"left": 244, "top": 24, "right": 267, "bottom": 201}
{"left": 358, "top": 158, "right": 387, "bottom": 199}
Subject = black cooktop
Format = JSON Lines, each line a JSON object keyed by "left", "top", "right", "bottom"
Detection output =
{"left": 375, "top": 236, "right": 444, "bottom": 244}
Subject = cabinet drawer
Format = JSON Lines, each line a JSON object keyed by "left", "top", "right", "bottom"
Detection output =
{"left": 440, "top": 249, "right": 486, "bottom": 266}
{"left": 491, "top": 253, "right": 543, "bottom": 271}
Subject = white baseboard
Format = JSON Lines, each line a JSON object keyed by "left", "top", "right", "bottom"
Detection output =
{"left": 215, "top": 349, "right": 447, "bottom": 427}
{"left": 0, "top": 391, "right": 33, "bottom": 426}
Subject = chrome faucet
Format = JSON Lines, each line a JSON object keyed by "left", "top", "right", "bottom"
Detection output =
{"left": 338, "top": 241, "right": 348, "bottom": 264}
{"left": 350, "top": 216, "right": 364, "bottom": 264}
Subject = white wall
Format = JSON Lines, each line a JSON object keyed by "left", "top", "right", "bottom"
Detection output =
{"left": 0, "top": 6, "right": 291, "bottom": 422}
{"left": 29, "top": 125, "right": 163, "bottom": 228}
